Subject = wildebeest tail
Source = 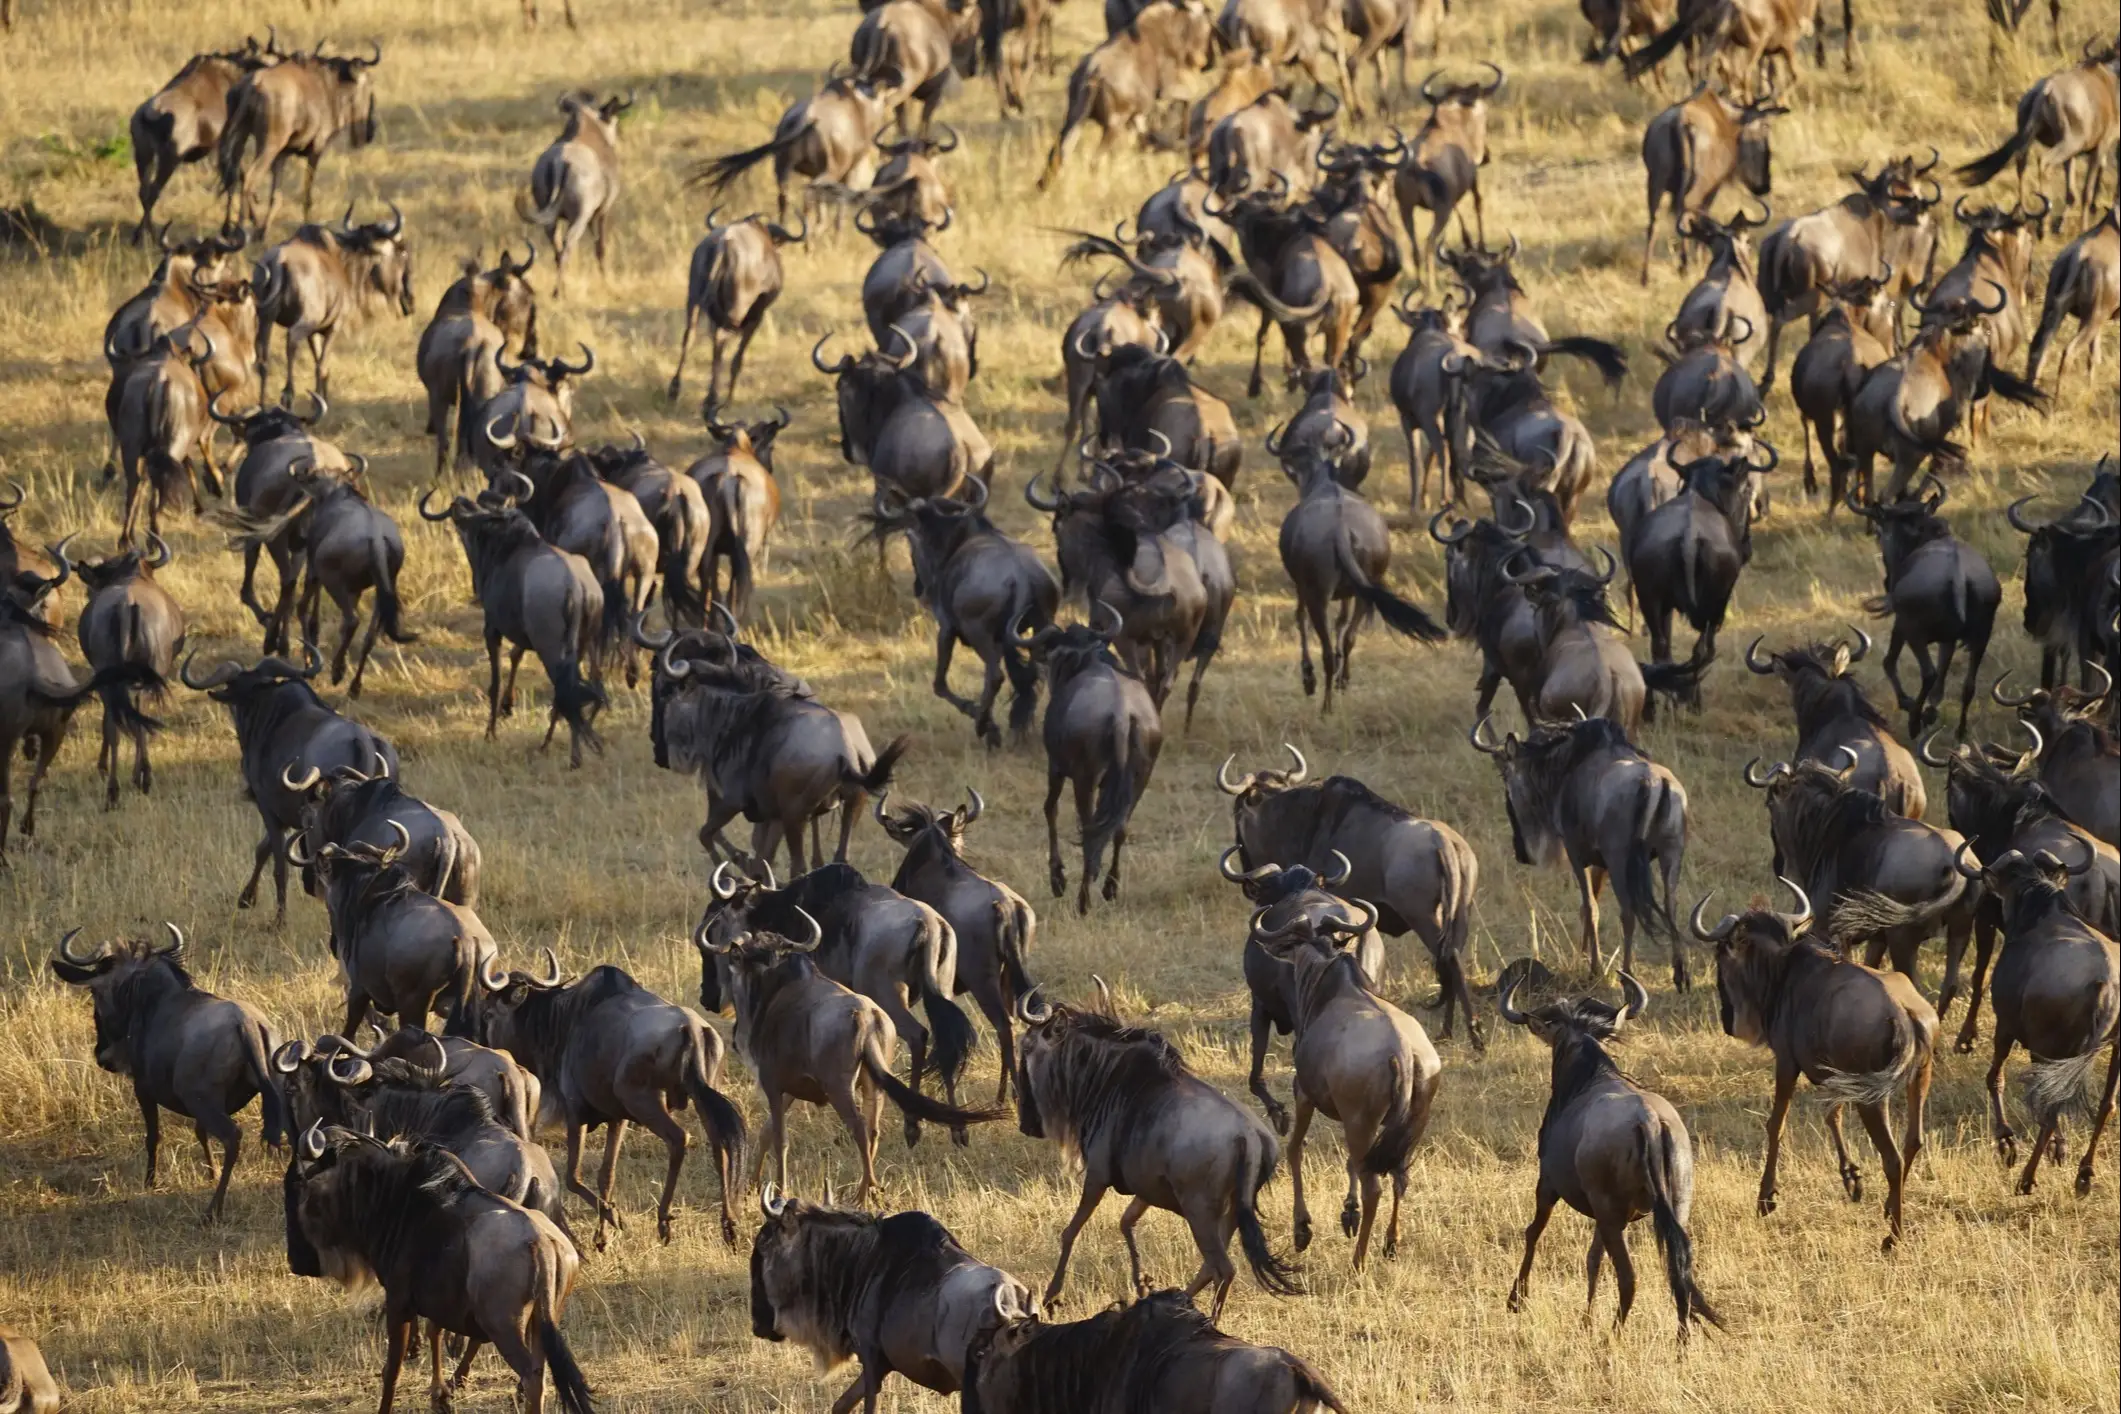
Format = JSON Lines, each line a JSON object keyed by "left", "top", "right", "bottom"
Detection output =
{"left": 1235, "top": 1133, "right": 1305, "bottom": 1296}
{"left": 1084, "top": 716, "right": 1145, "bottom": 880}
{"left": 1954, "top": 113, "right": 2032, "bottom": 189}
{"left": 245, "top": 1022, "right": 289, "bottom": 1149}
{"left": 544, "top": 648, "right": 608, "bottom": 751}
{"left": 859, "top": 1029, "right": 1007, "bottom": 1127}
{"left": 1334, "top": 530, "right": 1447, "bottom": 642}
{"left": 1827, "top": 875, "right": 1964, "bottom": 944}
{"left": 1623, "top": 0, "right": 1729, "bottom": 79}
{"left": 1643, "top": 1125, "right": 1723, "bottom": 1333}
{"left": 1285, "top": 1352, "right": 1352, "bottom": 1414}
{"left": 851, "top": 732, "right": 913, "bottom": 796}
{"left": 661, "top": 536, "right": 707, "bottom": 628}
{"left": 251, "top": 255, "right": 289, "bottom": 326}
{"left": 996, "top": 895, "right": 1037, "bottom": 1004}
{"left": 1360, "top": 1055, "right": 1421, "bottom": 1177}
{"left": 1641, "top": 654, "right": 1707, "bottom": 712}
{"left": 32, "top": 662, "right": 163, "bottom": 731}
{"left": 1538, "top": 336, "right": 1629, "bottom": 388}
{"left": 1619, "top": 776, "right": 1678, "bottom": 937}
{"left": 1982, "top": 361, "right": 2048, "bottom": 411}
{"left": 514, "top": 180, "right": 567, "bottom": 232}
{"left": 915, "top": 911, "right": 978, "bottom": 1087}
{"left": 687, "top": 129, "right": 799, "bottom": 199}
{"left": 2025, "top": 255, "right": 2077, "bottom": 381}
{"left": 1813, "top": 999, "right": 1926, "bottom": 1107}
{"left": 682, "top": 1028, "right": 749, "bottom": 1207}
{"left": 2022, "top": 979, "right": 2118, "bottom": 1120}
{"left": 1225, "top": 268, "right": 1332, "bottom": 324}
{"left": 1001, "top": 589, "right": 1044, "bottom": 735}
{"left": 539, "top": 1320, "right": 597, "bottom": 1414}
{"left": 368, "top": 532, "right": 417, "bottom": 643}
{"left": 131, "top": 106, "right": 176, "bottom": 186}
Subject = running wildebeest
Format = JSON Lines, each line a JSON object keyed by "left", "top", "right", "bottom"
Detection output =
{"left": 417, "top": 245, "right": 540, "bottom": 476}
{"left": 1693, "top": 879, "right": 1936, "bottom": 1248}
{"left": 589, "top": 434, "right": 714, "bottom": 629}
{"left": 1393, "top": 64, "right": 1505, "bottom": 289}
{"left": 310, "top": 1026, "right": 537, "bottom": 1142}
{"left": 1624, "top": 438, "right": 1775, "bottom": 672}
{"left": 688, "top": 408, "right": 787, "bottom": 623}
{"left": 50, "top": 924, "right": 288, "bottom": 1224}
{"left": 1037, "top": 0, "right": 1218, "bottom": 190}
{"left": 669, "top": 209, "right": 807, "bottom": 408}
{"left": 1848, "top": 476, "right": 2001, "bottom": 737}
{"left": 215, "top": 42, "right": 383, "bottom": 235}
{"left": 1744, "top": 628, "right": 1927, "bottom": 817}
{"left": 1014, "top": 985, "right": 1303, "bottom": 1320}
{"left": 60, "top": 533, "right": 186, "bottom": 809}
{"left": 287, "top": 759, "right": 480, "bottom": 908}
{"left": 517, "top": 91, "right": 631, "bottom": 296}
{"left": 1500, "top": 970, "right": 1723, "bottom": 1340}
{"left": 2025, "top": 207, "right": 2119, "bottom": 390}
{"left": 251, "top": 204, "right": 416, "bottom": 406}
{"left": 1955, "top": 41, "right": 2119, "bottom": 222}
{"left": 1789, "top": 268, "right": 1897, "bottom": 507}
{"left": 1639, "top": 81, "right": 1784, "bottom": 282}
{"left": 1995, "top": 670, "right": 2121, "bottom": 846}
{"left": 687, "top": 70, "right": 896, "bottom": 227}
{"left": 2007, "top": 491, "right": 2118, "bottom": 692}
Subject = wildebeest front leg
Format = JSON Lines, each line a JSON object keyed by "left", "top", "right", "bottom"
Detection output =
{"left": 1507, "top": 1182, "right": 1557, "bottom": 1311}
{"left": 1574, "top": 862, "right": 1606, "bottom": 972}
{"left": 2074, "top": 1040, "right": 2120, "bottom": 1196}
{"left": 376, "top": 1314, "right": 411, "bottom": 1414}
{"left": 1248, "top": 1003, "right": 1289, "bottom": 1133}
{"left": 1248, "top": 307, "right": 1273, "bottom": 398}
{"left": 1044, "top": 767, "right": 1067, "bottom": 899}
{"left": 595, "top": 1119, "right": 634, "bottom": 1240}
{"left": 237, "top": 823, "right": 277, "bottom": 910}
{"left": 135, "top": 1087, "right": 162, "bottom": 1191}
{"left": 1287, "top": 1097, "right": 1315, "bottom": 1252}
{"left": 1042, "top": 1181, "right": 1109, "bottom": 1309}
{"left": 1117, "top": 1196, "right": 1156, "bottom": 1295}
{"left": 668, "top": 303, "right": 701, "bottom": 401}
{"left": 562, "top": 1121, "right": 620, "bottom": 1250}
{"left": 1758, "top": 1061, "right": 1796, "bottom": 1216}
{"left": 1985, "top": 1030, "right": 2018, "bottom": 1165}
{"left": 483, "top": 632, "right": 505, "bottom": 738}
{"left": 1296, "top": 600, "right": 1319, "bottom": 698}
{"left": 1824, "top": 1101, "right": 1863, "bottom": 1200}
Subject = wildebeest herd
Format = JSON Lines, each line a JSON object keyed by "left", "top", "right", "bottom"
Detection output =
{"left": 1, "top": 0, "right": 2118, "bottom": 1409}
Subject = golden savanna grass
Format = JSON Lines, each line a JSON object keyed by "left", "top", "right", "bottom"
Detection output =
{"left": 0, "top": 0, "right": 2116, "bottom": 1408}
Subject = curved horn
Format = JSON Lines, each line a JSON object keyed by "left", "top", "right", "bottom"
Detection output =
{"left": 1745, "top": 635, "right": 1776, "bottom": 674}
{"left": 1496, "top": 967, "right": 1530, "bottom": 1024}
{"left": 1778, "top": 877, "right": 1813, "bottom": 930}
{"left": 144, "top": 531, "right": 173, "bottom": 570}
{"left": 178, "top": 650, "right": 243, "bottom": 691}
{"left": 784, "top": 906, "right": 823, "bottom": 953}
{"left": 761, "top": 1182, "right": 786, "bottom": 1219}
{"left": 272, "top": 1039, "right": 311, "bottom": 1074}
{"left": 532, "top": 947, "right": 564, "bottom": 987}
{"left": 417, "top": 488, "right": 456, "bottom": 522}
{"left": 1843, "top": 624, "right": 1871, "bottom": 663}
{"left": 1688, "top": 894, "right": 1741, "bottom": 943}
{"left": 1321, "top": 896, "right": 1378, "bottom": 938}
{"left": 55, "top": 927, "right": 105, "bottom": 967}
{"left": 282, "top": 762, "right": 323, "bottom": 795}
{"left": 1016, "top": 986, "right": 1053, "bottom": 1025}
{"left": 1613, "top": 972, "right": 1649, "bottom": 1026}
{"left": 1428, "top": 507, "right": 1473, "bottom": 545}
{"left": 301, "top": 1120, "right": 328, "bottom": 1162}
{"left": 1091, "top": 599, "right": 1124, "bottom": 636}
{"left": 1219, "top": 844, "right": 1276, "bottom": 883}
{"left": 1281, "top": 742, "right": 1308, "bottom": 784}
{"left": 1215, "top": 754, "right": 1254, "bottom": 796}
{"left": 1953, "top": 838, "right": 1986, "bottom": 880}
{"left": 325, "top": 1053, "right": 373, "bottom": 1087}
{"left": 960, "top": 786, "right": 983, "bottom": 826}
{"left": 1322, "top": 849, "right": 1351, "bottom": 887}
{"left": 1917, "top": 727, "right": 1956, "bottom": 768}
{"left": 1742, "top": 757, "right": 1784, "bottom": 788}
{"left": 1469, "top": 713, "right": 1505, "bottom": 755}
{"left": 811, "top": 333, "right": 854, "bottom": 376}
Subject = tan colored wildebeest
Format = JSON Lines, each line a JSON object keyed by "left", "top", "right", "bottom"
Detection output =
{"left": 0, "top": 1325, "right": 60, "bottom": 1414}
{"left": 670, "top": 211, "right": 808, "bottom": 409}
{"left": 689, "top": 70, "right": 896, "bottom": 227}
{"left": 251, "top": 204, "right": 415, "bottom": 406}
{"left": 1215, "top": 0, "right": 1353, "bottom": 107}
{"left": 130, "top": 32, "right": 280, "bottom": 244}
{"left": 1639, "top": 82, "right": 1784, "bottom": 282}
{"left": 1039, "top": 0, "right": 1217, "bottom": 190}
{"left": 1957, "top": 40, "right": 2119, "bottom": 224}
{"left": 2025, "top": 205, "right": 2118, "bottom": 390}
{"left": 517, "top": 92, "right": 631, "bottom": 296}
{"left": 416, "top": 246, "right": 540, "bottom": 476}
{"left": 215, "top": 41, "right": 383, "bottom": 236}
{"left": 1392, "top": 65, "right": 1503, "bottom": 290}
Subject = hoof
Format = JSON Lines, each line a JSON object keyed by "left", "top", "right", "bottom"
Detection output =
{"left": 1841, "top": 1168, "right": 1863, "bottom": 1202}
{"left": 1265, "top": 1105, "right": 1290, "bottom": 1137}
{"left": 1293, "top": 1217, "right": 1313, "bottom": 1252}
{"left": 1757, "top": 1194, "right": 1776, "bottom": 1218}
{"left": 1049, "top": 869, "right": 1066, "bottom": 899}
{"left": 721, "top": 1216, "right": 739, "bottom": 1246}
{"left": 904, "top": 1119, "right": 923, "bottom": 1149}
{"left": 1506, "top": 1286, "right": 1526, "bottom": 1314}
{"left": 950, "top": 1124, "right": 970, "bottom": 1149}
{"left": 2075, "top": 1167, "right": 2094, "bottom": 1197}
{"left": 1996, "top": 1135, "right": 2017, "bottom": 1167}
{"left": 1339, "top": 1201, "right": 1359, "bottom": 1239}
{"left": 1101, "top": 875, "right": 1119, "bottom": 902}
{"left": 657, "top": 1217, "right": 674, "bottom": 1244}
{"left": 2015, "top": 1171, "right": 2037, "bottom": 1197}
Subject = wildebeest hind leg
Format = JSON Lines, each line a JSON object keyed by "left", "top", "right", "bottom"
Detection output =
{"left": 2016, "top": 1109, "right": 2059, "bottom": 1194}
{"left": 1823, "top": 1102, "right": 1863, "bottom": 1200}
{"left": 1507, "top": 1183, "right": 1557, "bottom": 1311}
{"left": 1118, "top": 1196, "right": 1155, "bottom": 1294}
{"left": 1248, "top": 1004, "right": 1289, "bottom": 1133}
{"left": 1853, "top": 1101, "right": 1904, "bottom": 1248}
{"left": 829, "top": 1078, "right": 881, "bottom": 1205}
{"left": 2074, "top": 1040, "right": 2120, "bottom": 1196}
{"left": 1044, "top": 769, "right": 1066, "bottom": 898}
{"left": 1576, "top": 864, "right": 1606, "bottom": 972}
{"left": 1180, "top": 1200, "right": 1239, "bottom": 1323}
{"left": 1583, "top": 1230, "right": 1605, "bottom": 1319}
{"left": 634, "top": 1099, "right": 690, "bottom": 1243}
{"left": 237, "top": 827, "right": 275, "bottom": 909}
{"left": 1287, "top": 1098, "right": 1315, "bottom": 1252}
{"left": 196, "top": 1107, "right": 241, "bottom": 1224}
{"left": 1597, "top": 1220, "right": 1636, "bottom": 1328}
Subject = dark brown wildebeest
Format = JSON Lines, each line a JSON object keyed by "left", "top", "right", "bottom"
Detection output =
{"left": 1582, "top": 0, "right": 1676, "bottom": 69}
{"left": 288, "top": 759, "right": 480, "bottom": 908}
{"left": 1443, "top": 238, "right": 1632, "bottom": 381}
{"left": 1638, "top": 82, "right": 1784, "bottom": 282}
{"left": 1486, "top": 547, "right": 1704, "bottom": 730}
{"left": 686, "top": 409, "right": 787, "bottom": 623}
{"left": 215, "top": 42, "right": 382, "bottom": 235}
{"left": 1269, "top": 366, "right": 1369, "bottom": 488}
{"left": 108, "top": 321, "right": 218, "bottom": 544}
{"left": 61, "top": 534, "right": 185, "bottom": 809}
{"left": 251, "top": 204, "right": 415, "bottom": 406}
{"left": 210, "top": 393, "right": 346, "bottom": 650}
{"left": 0, "top": 1325, "right": 59, "bottom": 1414}
{"left": 963, "top": 1287, "right": 1348, "bottom": 1413}
{"left": 473, "top": 345, "right": 596, "bottom": 478}
{"left": 1957, "top": 42, "right": 2119, "bottom": 222}
{"left": 1848, "top": 478, "right": 2000, "bottom": 737}
{"left": 1650, "top": 317, "right": 1763, "bottom": 430}
{"left": 416, "top": 246, "right": 540, "bottom": 477}
{"left": 1694, "top": 880, "right": 1936, "bottom": 1248}
{"left": 1054, "top": 249, "right": 1171, "bottom": 476}
{"left": 688, "top": 71, "right": 895, "bottom": 226}
{"left": 865, "top": 482, "right": 1058, "bottom": 745}
{"left": 1219, "top": 746, "right": 1482, "bottom": 1046}
{"left": 1788, "top": 268, "right": 1896, "bottom": 507}
{"left": 1952, "top": 847, "right": 2120, "bottom": 1196}
{"left": 1607, "top": 418, "right": 1756, "bottom": 552}
{"left": 455, "top": 952, "right": 747, "bottom": 1249}
{"left": 668, "top": 210, "right": 806, "bottom": 408}
{"left": 850, "top": 0, "right": 974, "bottom": 137}
{"left": 1087, "top": 343, "right": 1243, "bottom": 488}
{"left": 517, "top": 92, "right": 630, "bottom": 296}
{"left": 1247, "top": 904, "right": 1441, "bottom": 1268}
{"left": 1038, "top": 0, "right": 1217, "bottom": 190}
{"left": 1386, "top": 290, "right": 1477, "bottom": 508}
{"left": 1624, "top": 0, "right": 1852, "bottom": 94}
{"left": 181, "top": 646, "right": 399, "bottom": 919}
{"left": 0, "top": 480, "right": 47, "bottom": 587}
{"left": 588, "top": 435, "right": 713, "bottom": 628}
{"left": 1472, "top": 714, "right": 1693, "bottom": 988}
{"left": 50, "top": 925, "right": 288, "bottom": 1224}
{"left": 1918, "top": 200, "right": 2044, "bottom": 443}
{"left": 283, "top": 1125, "right": 594, "bottom": 1414}
{"left": 496, "top": 457, "right": 656, "bottom": 689}
{"left": 2007, "top": 492, "right": 2118, "bottom": 692}
{"left": 130, "top": 34, "right": 279, "bottom": 244}
{"left": 2027, "top": 205, "right": 2118, "bottom": 390}
{"left": 1745, "top": 757, "right": 1975, "bottom": 1003}
{"left": 1312, "top": 140, "right": 1408, "bottom": 362}
{"left": 311, "top": 1026, "right": 538, "bottom": 1142}
{"left": 1203, "top": 88, "right": 1339, "bottom": 201}
{"left": 1744, "top": 628, "right": 1926, "bottom": 816}
{"left": 751, "top": 1192, "right": 1033, "bottom": 1408}
{"left": 1015, "top": 986, "right": 1303, "bottom": 1320}
{"left": 878, "top": 788, "right": 1041, "bottom": 1103}
{"left": 419, "top": 492, "right": 607, "bottom": 767}
{"left": 281, "top": 468, "right": 416, "bottom": 698}
{"left": 1015, "top": 612, "right": 1163, "bottom": 914}
{"left": 1393, "top": 64, "right": 1503, "bottom": 289}
{"left": 1997, "top": 671, "right": 2120, "bottom": 846}
{"left": 694, "top": 917, "right": 1001, "bottom": 1203}
{"left": 1669, "top": 211, "right": 1772, "bottom": 367}
{"left": 1499, "top": 970, "right": 1722, "bottom": 1340}
{"left": 814, "top": 330, "right": 993, "bottom": 504}
{"left": 1624, "top": 439, "right": 1774, "bottom": 671}
{"left": 1212, "top": 189, "right": 1357, "bottom": 399}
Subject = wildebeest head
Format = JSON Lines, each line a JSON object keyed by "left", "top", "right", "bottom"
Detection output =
{"left": 1470, "top": 713, "right": 1644, "bottom": 867}
{"left": 1989, "top": 665, "right": 2113, "bottom": 752}
{"left": 2008, "top": 491, "right": 2114, "bottom": 643}
{"left": 1496, "top": 964, "right": 1647, "bottom": 1047}
{"left": 1688, "top": 877, "right": 1814, "bottom": 1043}
{"left": 1956, "top": 841, "right": 2092, "bottom": 923}
{"left": 270, "top": 1031, "right": 447, "bottom": 1133}
{"left": 330, "top": 202, "right": 414, "bottom": 315}
{"left": 1923, "top": 720, "right": 2046, "bottom": 848}
{"left": 874, "top": 785, "right": 983, "bottom": 856}
{"left": 53, "top": 530, "right": 172, "bottom": 593}
{"left": 48, "top": 924, "right": 193, "bottom": 1074}
{"left": 312, "top": 43, "right": 385, "bottom": 148}
{"left": 283, "top": 1120, "right": 452, "bottom": 1287}
{"left": 1501, "top": 544, "right": 1622, "bottom": 640}
{"left": 691, "top": 900, "right": 823, "bottom": 1019}
{"left": 1216, "top": 842, "right": 1350, "bottom": 906}
{"left": 1847, "top": 473, "right": 1949, "bottom": 575}
{"left": 450, "top": 946, "right": 568, "bottom": 1048}
{"left": 207, "top": 385, "right": 327, "bottom": 444}
{"left": 1011, "top": 603, "right": 1126, "bottom": 691}
{"left": 1010, "top": 980, "right": 1173, "bottom": 1144}
{"left": 1727, "top": 92, "right": 1787, "bottom": 196}
{"left": 812, "top": 330, "right": 921, "bottom": 464}
{"left": 1743, "top": 626, "right": 1887, "bottom": 735}
{"left": 1212, "top": 741, "right": 1310, "bottom": 811}
{"left": 179, "top": 642, "right": 323, "bottom": 704}
{"left": 704, "top": 403, "right": 793, "bottom": 473}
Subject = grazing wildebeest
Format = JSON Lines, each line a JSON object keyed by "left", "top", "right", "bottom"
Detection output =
{"left": 1219, "top": 746, "right": 1483, "bottom": 1046}
{"left": 1499, "top": 970, "right": 1722, "bottom": 1340}
{"left": 694, "top": 917, "right": 1002, "bottom": 1202}
{"left": 1012, "top": 612, "right": 1163, "bottom": 914}
{"left": 668, "top": 209, "right": 806, "bottom": 408}
{"left": 1956, "top": 42, "right": 2119, "bottom": 222}
{"left": 517, "top": 92, "right": 630, "bottom": 295}
{"left": 687, "top": 71, "right": 895, "bottom": 226}
{"left": 419, "top": 493, "right": 606, "bottom": 767}
{"left": 1014, "top": 986, "right": 1302, "bottom": 1320}
{"left": 1639, "top": 81, "right": 1784, "bottom": 282}
{"left": 251, "top": 204, "right": 415, "bottom": 406}
{"left": 1744, "top": 628, "right": 1926, "bottom": 816}
{"left": 180, "top": 646, "right": 399, "bottom": 919}
{"left": 1952, "top": 846, "right": 2120, "bottom": 1196}
{"left": 963, "top": 1288, "right": 1349, "bottom": 1414}
{"left": 644, "top": 626, "right": 908, "bottom": 873}
{"left": 60, "top": 533, "right": 185, "bottom": 809}
{"left": 215, "top": 42, "right": 382, "bottom": 235}
{"left": 311, "top": 1026, "right": 539, "bottom": 1142}
{"left": 1745, "top": 756, "right": 1975, "bottom": 1001}
{"left": 129, "top": 33, "right": 279, "bottom": 244}
{"left": 1393, "top": 65, "right": 1504, "bottom": 289}
{"left": 1038, "top": 0, "right": 1218, "bottom": 190}
{"left": 750, "top": 1191, "right": 1034, "bottom": 1408}
{"left": 283, "top": 1125, "right": 594, "bottom": 1414}
{"left": 108, "top": 322, "right": 218, "bottom": 544}
{"left": 865, "top": 481, "right": 1058, "bottom": 744}
{"left": 1624, "top": 439, "right": 1774, "bottom": 670}
{"left": 288, "top": 760, "right": 480, "bottom": 908}
{"left": 688, "top": 409, "right": 787, "bottom": 622}
{"left": 1694, "top": 880, "right": 1936, "bottom": 1248}
{"left": 0, "top": 1326, "right": 59, "bottom": 1414}
{"left": 1996, "top": 671, "right": 2120, "bottom": 846}
{"left": 1848, "top": 478, "right": 2001, "bottom": 737}
{"left": 416, "top": 245, "right": 540, "bottom": 476}
{"left": 454, "top": 952, "right": 747, "bottom": 1249}
{"left": 49, "top": 925, "right": 288, "bottom": 1223}
{"left": 2026, "top": 205, "right": 2118, "bottom": 390}
{"left": 1788, "top": 268, "right": 1896, "bottom": 507}
{"left": 1247, "top": 904, "right": 1441, "bottom": 1268}
{"left": 877, "top": 789, "right": 1040, "bottom": 1103}
{"left": 1471, "top": 714, "right": 1693, "bottom": 988}
{"left": 2007, "top": 492, "right": 2118, "bottom": 692}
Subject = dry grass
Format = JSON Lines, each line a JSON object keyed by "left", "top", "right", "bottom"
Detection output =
{"left": 1, "top": 0, "right": 2117, "bottom": 1409}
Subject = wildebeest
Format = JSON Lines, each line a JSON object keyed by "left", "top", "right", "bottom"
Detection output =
{"left": 750, "top": 1191, "right": 1033, "bottom": 1408}
{"left": 107, "top": 321, "right": 217, "bottom": 544}
{"left": 420, "top": 492, "right": 607, "bottom": 767}
{"left": 1014, "top": 986, "right": 1302, "bottom": 1319}
{"left": 1744, "top": 628, "right": 1926, "bottom": 816}
{"left": 877, "top": 788, "right": 1040, "bottom": 1103}
{"left": 2008, "top": 490, "right": 2119, "bottom": 692}
{"left": 314, "top": 1027, "right": 539, "bottom": 1141}
{"left": 1038, "top": 0, "right": 1218, "bottom": 190}
{"left": 209, "top": 393, "right": 346, "bottom": 649}
{"left": 1269, "top": 366, "right": 1369, "bottom": 488}
{"left": 1500, "top": 970, "right": 1720, "bottom": 1339}
{"left": 1651, "top": 318, "right": 1763, "bottom": 431}
{"left": 1246, "top": 905, "right": 1441, "bottom": 1268}
{"left": 814, "top": 330, "right": 993, "bottom": 503}
{"left": 1995, "top": 671, "right": 2120, "bottom": 846}
{"left": 103, "top": 227, "right": 250, "bottom": 371}
{"left": 2026, "top": 204, "right": 2118, "bottom": 389}
{"left": 1639, "top": 82, "right": 1784, "bottom": 281}
{"left": 1694, "top": 880, "right": 1936, "bottom": 1247}
{"left": 181, "top": 646, "right": 399, "bottom": 919}
{"left": 1089, "top": 344, "right": 1244, "bottom": 489}
{"left": 587, "top": 435, "right": 713, "bottom": 628}
{"left": 684, "top": 409, "right": 787, "bottom": 623}
{"left": 668, "top": 209, "right": 806, "bottom": 408}
{"left": 1955, "top": 42, "right": 2119, "bottom": 221}
{"left": 283, "top": 1125, "right": 594, "bottom": 1414}
{"left": 499, "top": 457, "right": 657, "bottom": 688}
{"left": 1343, "top": 0, "right": 1444, "bottom": 115}
{"left": 963, "top": 1287, "right": 1349, "bottom": 1414}
{"left": 1208, "top": 190, "right": 1358, "bottom": 398}
{"left": 865, "top": 125, "right": 959, "bottom": 226}
{"left": 471, "top": 345, "right": 597, "bottom": 476}
{"left": 687, "top": 70, "right": 895, "bottom": 226}
{"left": 1054, "top": 250, "right": 1173, "bottom": 474}
{"left": 1015, "top": 612, "right": 1163, "bottom": 914}
{"left": 1387, "top": 290, "right": 1477, "bottom": 508}
{"left": 251, "top": 204, "right": 416, "bottom": 406}
{"left": 50, "top": 924, "right": 288, "bottom": 1223}
{"left": 1219, "top": 746, "right": 1483, "bottom": 1046}
{"left": 1472, "top": 714, "right": 1693, "bottom": 988}
{"left": 1215, "top": 0, "right": 1352, "bottom": 101}
{"left": 454, "top": 952, "right": 747, "bottom": 1248}
{"left": 281, "top": 468, "right": 416, "bottom": 698}
{"left": 215, "top": 42, "right": 382, "bottom": 235}
{"left": 0, "top": 1326, "right": 59, "bottom": 1414}
{"left": 645, "top": 624, "right": 908, "bottom": 872}
{"left": 416, "top": 245, "right": 540, "bottom": 476}
{"left": 1668, "top": 210, "right": 1772, "bottom": 366}
{"left": 1788, "top": 267, "right": 1896, "bottom": 507}
{"left": 1607, "top": 418, "right": 1753, "bottom": 552}
{"left": 1952, "top": 847, "right": 2120, "bottom": 1196}
{"left": 850, "top": 0, "right": 976, "bottom": 137}
{"left": 59, "top": 533, "right": 185, "bottom": 809}
{"left": 1624, "top": 438, "right": 1774, "bottom": 670}
{"left": 288, "top": 757, "right": 480, "bottom": 907}
{"left": 130, "top": 33, "right": 279, "bottom": 244}
{"left": 1848, "top": 478, "right": 2000, "bottom": 737}
{"left": 1203, "top": 88, "right": 1339, "bottom": 201}
{"left": 1393, "top": 65, "right": 1503, "bottom": 289}
{"left": 517, "top": 91, "right": 630, "bottom": 296}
